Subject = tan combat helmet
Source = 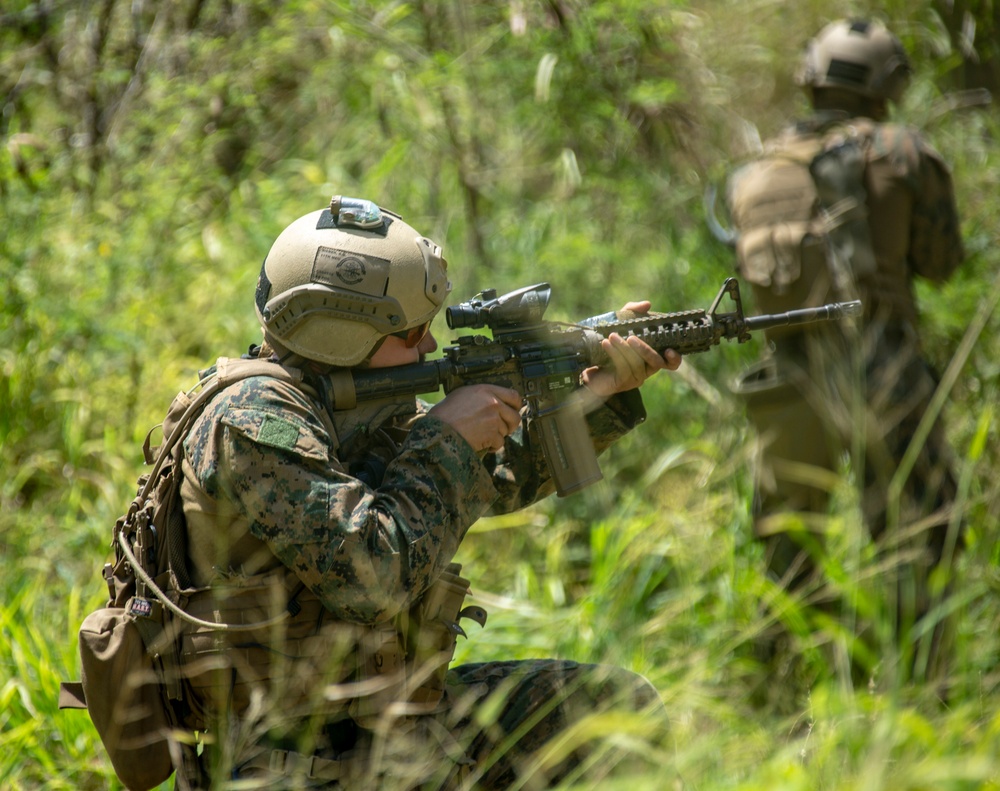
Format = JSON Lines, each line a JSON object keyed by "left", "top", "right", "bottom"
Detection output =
{"left": 255, "top": 196, "right": 450, "bottom": 367}
{"left": 796, "top": 19, "right": 912, "bottom": 104}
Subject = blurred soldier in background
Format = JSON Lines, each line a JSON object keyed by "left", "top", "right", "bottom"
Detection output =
{"left": 724, "top": 19, "right": 965, "bottom": 684}
{"left": 167, "top": 196, "right": 678, "bottom": 788}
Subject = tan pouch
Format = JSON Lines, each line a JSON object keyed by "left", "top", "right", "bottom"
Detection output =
{"left": 406, "top": 564, "right": 487, "bottom": 709}
{"left": 348, "top": 621, "right": 407, "bottom": 726}
{"left": 735, "top": 220, "right": 829, "bottom": 294}
{"left": 349, "top": 564, "right": 488, "bottom": 727}
{"left": 78, "top": 607, "right": 175, "bottom": 791}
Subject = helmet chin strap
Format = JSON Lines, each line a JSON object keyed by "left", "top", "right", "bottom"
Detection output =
{"left": 359, "top": 334, "right": 389, "bottom": 366}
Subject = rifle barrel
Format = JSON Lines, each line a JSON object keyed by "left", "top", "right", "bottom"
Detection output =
{"left": 743, "top": 300, "right": 862, "bottom": 333}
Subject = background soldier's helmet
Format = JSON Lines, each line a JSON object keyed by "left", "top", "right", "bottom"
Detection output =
{"left": 255, "top": 196, "right": 451, "bottom": 367}
{"left": 795, "top": 19, "right": 912, "bottom": 104}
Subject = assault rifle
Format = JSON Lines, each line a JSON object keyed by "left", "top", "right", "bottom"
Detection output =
{"left": 331, "top": 278, "right": 861, "bottom": 496}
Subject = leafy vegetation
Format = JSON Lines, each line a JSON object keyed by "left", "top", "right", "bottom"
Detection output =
{"left": 2, "top": 0, "right": 999, "bottom": 788}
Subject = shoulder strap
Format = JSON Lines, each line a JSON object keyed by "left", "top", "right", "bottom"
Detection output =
{"left": 120, "top": 357, "right": 311, "bottom": 633}
{"left": 219, "top": 356, "right": 341, "bottom": 449}
{"left": 138, "top": 358, "right": 305, "bottom": 502}
{"left": 809, "top": 124, "right": 878, "bottom": 289}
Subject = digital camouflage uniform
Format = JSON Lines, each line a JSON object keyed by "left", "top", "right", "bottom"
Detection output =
{"left": 176, "top": 359, "right": 664, "bottom": 788}
{"left": 727, "top": 112, "right": 964, "bottom": 654}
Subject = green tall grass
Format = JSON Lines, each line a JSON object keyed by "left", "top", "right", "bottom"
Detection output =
{"left": 2, "top": 0, "right": 999, "bottom": 788}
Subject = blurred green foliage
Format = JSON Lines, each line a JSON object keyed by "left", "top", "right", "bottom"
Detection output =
{"left": 2, "top": 0, "right": 999, "bottom": 787}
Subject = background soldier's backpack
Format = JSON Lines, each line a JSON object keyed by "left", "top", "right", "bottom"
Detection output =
{"left": 725, "top": 122, "right": 877, "bottom": 497}
{"left": 59, "top": 358, "right": 305, "bottom": 791}
{"left": 725, "top": 121, "right": 876, "bottom": 342}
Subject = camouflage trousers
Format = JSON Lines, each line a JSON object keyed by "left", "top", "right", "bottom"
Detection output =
{"left": 740, "top": 346, "right": 959, "bottom": 578}
{"left": 205, "top": 659, "right": 666, "bottom": 790}
{"left": 735, "top": 335, "right": 963, "bottom": 683}
{"left": 441, "top": 659, "right": 665, "bottom": 789}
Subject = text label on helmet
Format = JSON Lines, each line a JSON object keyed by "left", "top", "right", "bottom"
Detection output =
{"left": 313, "top": 247, "right": 390, "bottom": 298}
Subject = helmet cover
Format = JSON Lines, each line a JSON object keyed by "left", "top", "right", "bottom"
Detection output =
{"left": 255, "top": 197, "right": 450, "bottom": 366}
{"left": 796, "top": 19, "right": 911, "bottom": 104}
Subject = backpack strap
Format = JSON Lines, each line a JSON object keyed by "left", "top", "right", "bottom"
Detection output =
{"left": 809, "top": 123, "right": 877, "bottom": 291}
{"left": 139, "top": 358, "right": 307, "bottom": 502}
{"left": 120, "top": 357, "right": 316, "bottom": 633}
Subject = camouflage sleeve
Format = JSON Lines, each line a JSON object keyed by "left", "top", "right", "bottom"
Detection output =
{"left": 185, "top": 377, "right": 497, "bottom": 624}
{"left": 879, "top": 124, "right": 965, "bottom": 282}
{"left": 483, "top": 388, "right": 646, "bottom": 513}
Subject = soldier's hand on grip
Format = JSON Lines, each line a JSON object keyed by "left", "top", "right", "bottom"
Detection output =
{"left": 429, "top": 384, "right": 523, "bottom": 453}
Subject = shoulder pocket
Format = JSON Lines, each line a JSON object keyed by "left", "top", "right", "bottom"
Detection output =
{"left": 222, "top": 407, "right": 330, "bottom": 462}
